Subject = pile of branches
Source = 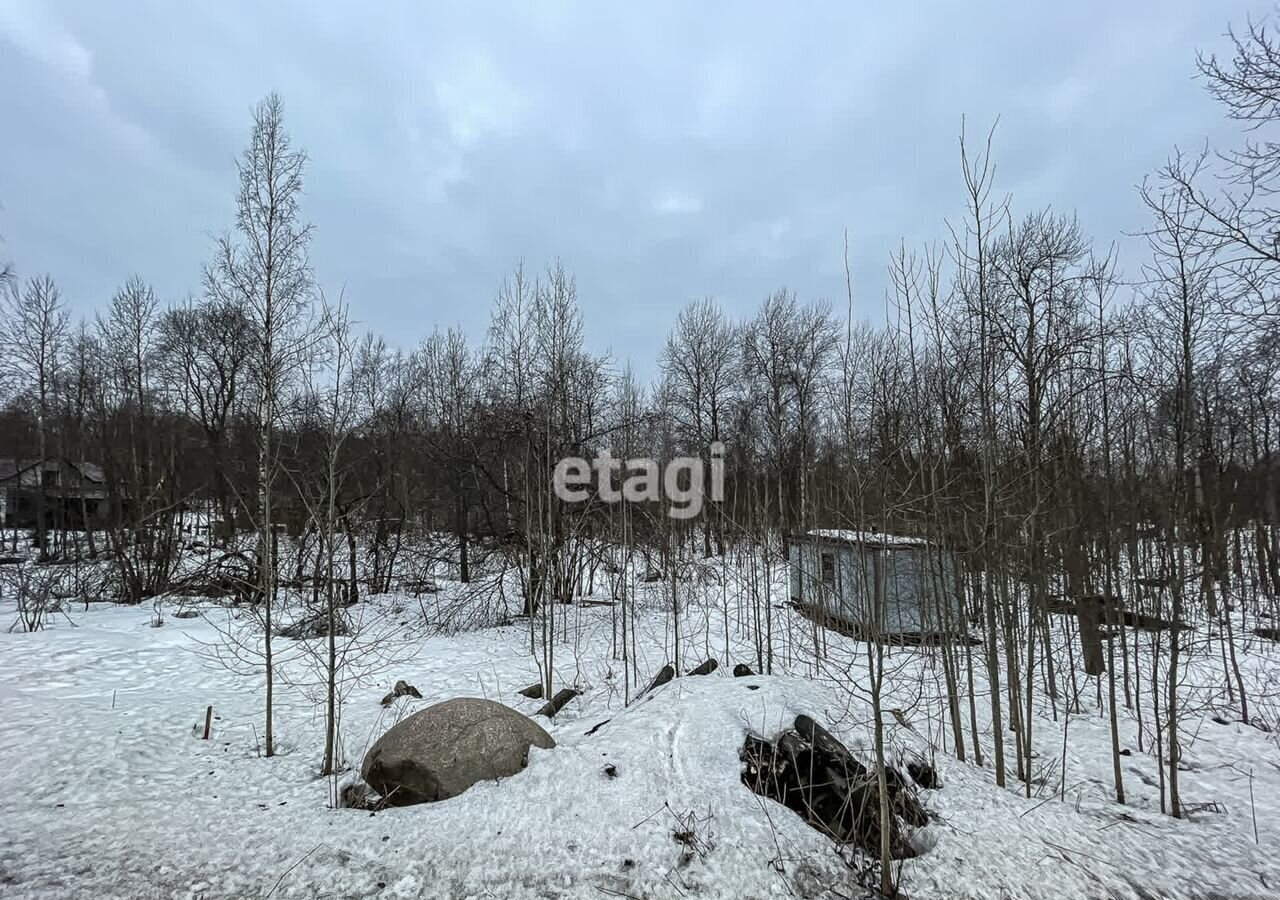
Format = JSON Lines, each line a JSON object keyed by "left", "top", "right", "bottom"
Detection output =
{"left": 740, "top": 714, "right": 931, "bottom": 860}
{"left": 169, "top": 550, "right": 257, "bottom": 602}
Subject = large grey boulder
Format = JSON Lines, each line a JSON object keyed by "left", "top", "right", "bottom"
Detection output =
{"left": 361, "top": 697, "right": 555, "bottom": 804}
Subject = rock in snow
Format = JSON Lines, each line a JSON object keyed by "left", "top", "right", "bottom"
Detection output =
{"left": 361, "top": 697, "right": 555, "bottom": 805}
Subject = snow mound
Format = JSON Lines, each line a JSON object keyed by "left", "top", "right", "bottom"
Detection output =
{"left": 1, "top": 598, "right": 1278, "bottom": 899}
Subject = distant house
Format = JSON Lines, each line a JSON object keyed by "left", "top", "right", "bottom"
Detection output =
{"left": 788, "top": 529, "right": 964, "bottom": 638}
{"left": 0, "top": 458, "right": 109, "bottom": 529}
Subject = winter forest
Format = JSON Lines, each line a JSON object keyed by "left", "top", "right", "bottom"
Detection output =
{"left": 2, "top": 10, "right": 1280, "bottom": 900}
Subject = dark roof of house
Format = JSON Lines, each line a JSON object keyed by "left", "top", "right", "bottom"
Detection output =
{"left": 76, "top": 461, "right": 105, "bottom": 482}
{"left": 0, "top": 458, "right": 105, "bottom": 483}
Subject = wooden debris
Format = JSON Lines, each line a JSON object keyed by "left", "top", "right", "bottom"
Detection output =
{"left": 685, "top": 658, "right": 718, "bottom": 676}
{"left": 907, "top": 760, "right": 941, "bottom": 790}
{"left": 517, "top": 681, "right": 544, "bottom": 699}
{"left": 380, "top": 679, "right": 423, "bottom": 707}
{"left": 741, "top": 714, "right": 929, "bottom": 860}
{"left": 641, "top": 664, "right": 674, "bottom": 697}
{"left": 536, "top": 687, "right": 580, "bottom": 718}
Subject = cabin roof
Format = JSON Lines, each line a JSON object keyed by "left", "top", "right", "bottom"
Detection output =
{"left": 0, "top": 458, "right": 106, "bottom": 484}
{"left": 795, "top": 529, "right": 934, "bottom": 550}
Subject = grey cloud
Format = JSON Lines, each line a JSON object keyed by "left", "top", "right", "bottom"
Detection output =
{"left": 0, "top": 0, "right": 1267, "bottom": 373}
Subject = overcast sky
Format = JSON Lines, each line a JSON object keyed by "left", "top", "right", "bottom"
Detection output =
{"left": 0, "top": 1, "right": 1267, "bottom": 374}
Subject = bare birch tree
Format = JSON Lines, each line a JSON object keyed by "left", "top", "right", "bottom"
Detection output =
{"left": 204, "top": 93, "right": 315, "bottom": 758}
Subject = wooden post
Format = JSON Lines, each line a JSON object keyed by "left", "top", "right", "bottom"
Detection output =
{"left": 203, "top": 705, "right": 213, "bottom": 740}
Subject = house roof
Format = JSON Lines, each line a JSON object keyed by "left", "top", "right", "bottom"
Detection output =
{"left": 796, "top": 529, "right": 934, "bottom": 550}
{"left": 76, "top": 462, "right": 105, "bottom": 482}
{"left": 0, "top": 458, "right": 105, "bottom": 484}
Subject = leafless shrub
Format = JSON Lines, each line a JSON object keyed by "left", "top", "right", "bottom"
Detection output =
{"left": 3, "top": 563, "right": 63, "bottom": 632}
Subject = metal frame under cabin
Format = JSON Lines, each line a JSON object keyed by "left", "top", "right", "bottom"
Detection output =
{"left": 787, "top": 530, "right": 963, "bottom": 637}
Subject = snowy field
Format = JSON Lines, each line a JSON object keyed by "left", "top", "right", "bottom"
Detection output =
{"left": 1, "top": 572, "right": 1278, "bottom": 900}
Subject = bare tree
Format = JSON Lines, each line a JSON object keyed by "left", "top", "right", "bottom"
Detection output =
{"left": 660, "top": 297, "right": 737, "bottom": 557}
{"left": 94, "top": 275, "right": 185, "bottom": 602}
{"left": 421, "top": 326, "right": 480, "bottom": 583}
{"left": 161, "top": 297, "right": 253, "bottom": 541}
{"left": 204, "top": 93, "right": 315, "bottom": 758}
{"left": 0, "top": 274, "right": 68, "bottom": 556}
{"left": 1139, "top": 161, "right": 1225, "bottom": 818}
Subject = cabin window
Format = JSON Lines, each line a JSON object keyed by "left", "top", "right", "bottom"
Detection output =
{"left": 820, "top": 552, "right": 835, "bottom": 586}
{"left": 42, "top": 469, "right": 59, "bottom": 488}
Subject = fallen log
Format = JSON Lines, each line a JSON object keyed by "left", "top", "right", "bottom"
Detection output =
{"left": 537, "top": 687, "right": 579, "bottom": 718}
{"left": 277, "top": 612, "right": 352, "bottom": 640}
{"left": 798, "top": 719, "right": 928, "bottom": 829}
{"left": 518, "top": 681, "right": 544, "bottom": 700}
{"left": 795, "top": 715, "right": 867, "bottom": 778}
{"left": 685, "top": 658, "right": 718, "bottom": 676}
{"left": 641, "top": 664, "right": 674, "bottom": 697}
{"left": 743, "top": 718, "right": 923, "bottom": 860}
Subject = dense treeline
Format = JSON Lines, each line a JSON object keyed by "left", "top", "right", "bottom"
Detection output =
{"left": 2, "top": 15, "right": 1279, "bottom": 822}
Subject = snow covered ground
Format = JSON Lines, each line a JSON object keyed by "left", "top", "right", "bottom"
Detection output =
{"left": 1, "top": 568, "right": 1278, "bottom": 899}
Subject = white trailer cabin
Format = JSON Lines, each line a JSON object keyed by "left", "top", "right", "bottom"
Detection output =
{"left": 788, "top": 529, "right": 963, "bottom": 638}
